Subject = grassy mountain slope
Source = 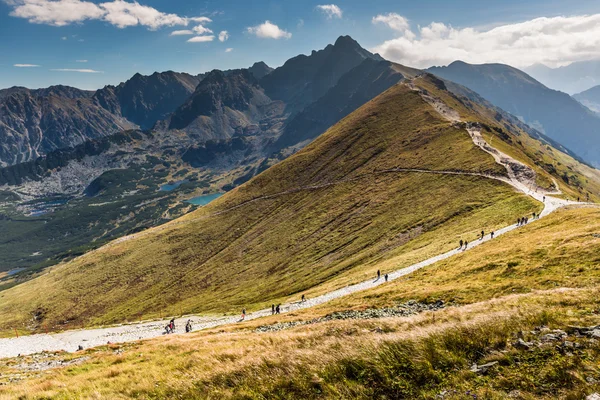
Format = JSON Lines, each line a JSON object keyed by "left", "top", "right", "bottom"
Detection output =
{"left": 3, "top": 231, "right": 600, "bottom": 398}
{"left": 0, "top": 76, "right": 597, "bottom": 335}
{"left": 304, "top": 206, "right": 600, "bottom": 317}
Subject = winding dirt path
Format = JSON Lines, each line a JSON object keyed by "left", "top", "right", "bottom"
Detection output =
{"left": 0, "top": 84, "right": 591, "bottom": 359}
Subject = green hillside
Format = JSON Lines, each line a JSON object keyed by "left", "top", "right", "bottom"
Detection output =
{"left": 0, "top": 75, "right": 598, "bottom": 335}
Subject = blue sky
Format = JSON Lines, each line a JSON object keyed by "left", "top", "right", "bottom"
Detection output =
{"left": 1, "top": 0, "right": 600, "bottom": 90}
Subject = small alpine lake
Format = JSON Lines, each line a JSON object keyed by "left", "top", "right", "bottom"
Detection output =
{"left": 186, "top": 193, "right": 223, "bottom": 206}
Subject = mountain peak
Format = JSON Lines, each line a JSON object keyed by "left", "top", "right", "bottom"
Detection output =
{"left": 248, "top": 61, "right": 273, "bottom": 80}
{"left": 334, "top": 35, "right": 359, "bottom": 48}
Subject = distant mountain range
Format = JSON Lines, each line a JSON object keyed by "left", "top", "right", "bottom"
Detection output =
{"left": 573, "top": 85, "right": 600, "bottom": 113}
{"left": 524, "top": 60, "right": 600, "bottom": 95}
{"left": 427, "top": 61, "right": 600, "bottom": 167}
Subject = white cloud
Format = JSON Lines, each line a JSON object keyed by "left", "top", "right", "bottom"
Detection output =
{"left": 247, "top": 20, "right": 291, "bottom": 39}
{"left": 51, "top": 68, "right": 103, "bottom": 73}
{"left": 14, "top": 63, "right": 40, "bottom": 67}
{"left": 9, "top": 0, "right": 105, "bottom": 26}
{"left": 75, "top": 59, "right": 88, "bottom": 62}
{"left": 316, "top": 4, "right": 342, "bottom": 19}
{"left": 100, "top": 0, "right": 188, "bottom": 29}
{"left": 218, "top": 30, "right": 228, "bottom": 42}
{"left": 372, "top": 13, "right": 410, "bottom": 33}
{"left": 187, "top": 35, "right": 214, "bottom": 43}
{"left": 170, "top": 29, "right": 194, "bottom": 36}
{"left": 192, "top": 24, "right": 212, "bottom": 34}
{"left": 372, "top": 13, "right": 600, "bottom": 69}
{"left": 61, "top": 36, "right": 67, "bottom": 40}
{"left": 297, "top": 18, "right": 304, "bottom": 28}
{"left": 225, "top": 47, "right": 233, "bottom": 53}
{"left": 7, "top": 0, "right": 210, "bottom": 30}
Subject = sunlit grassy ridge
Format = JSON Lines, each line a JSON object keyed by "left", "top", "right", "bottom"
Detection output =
{"left": 0, "top": 76, "right": 597, "bottom": 335}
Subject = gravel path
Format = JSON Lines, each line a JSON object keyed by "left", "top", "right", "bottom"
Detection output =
{"left": 0, "top": 87, "right": 590, "bottom": 359}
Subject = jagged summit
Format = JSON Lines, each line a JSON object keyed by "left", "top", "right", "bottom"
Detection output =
{"left": 248, "top": 61, "right": 273, "bottom": 80}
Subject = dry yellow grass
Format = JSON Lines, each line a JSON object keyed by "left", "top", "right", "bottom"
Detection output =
{"left": 1, "top": 287, "right": 599, "bottom": 399}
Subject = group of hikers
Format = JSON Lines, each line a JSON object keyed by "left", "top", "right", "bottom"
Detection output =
{"left": 376, "top": 269, "right": 389, "bottom": 282}
{"left": 164, "top": 318, "right": 193, "bottom": 334}
{"left": 517, "top": 212, "right": 539, "bottom": 227}
{"left": 458, "top": 229, "right": 496, "bottom": 251}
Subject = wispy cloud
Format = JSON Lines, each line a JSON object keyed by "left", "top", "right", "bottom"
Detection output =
{"left": 51, "top": 68, "right": 103, "bottom": 73}
{"left": 218, "top": 30, "right": 228, "bottom": 42}
{"left": 14, "top": 63, "right": 40, "bottom": 67}
{"left": 187, "top": 35, "right": 215, "bottom": 43}
{"left": 170, "top": 29, "right": 194, "bottom": 36}
{"left": 247, "top": 21, "right": 291, "bottom": 39}
{"left": 225, "top": 47, "right": 233, "bottom": 53}
{"left": 372, "top": 13, "right": 600, "bottom": 68}
{"left": 7, "top": 0, "right": 212, "bottom": 30}
{"left": 75, "top": 59, "right": 88, "bottom": 63}
{"left": 316, "top": 4, "right": 342, "bottom": 19}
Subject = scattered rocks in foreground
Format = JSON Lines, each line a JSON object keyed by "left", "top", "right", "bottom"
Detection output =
{"left": 255, "top": 300, "right": 445, "bottom": 333}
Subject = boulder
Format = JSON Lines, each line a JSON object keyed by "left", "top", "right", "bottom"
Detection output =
{"left": 470, "top": 361, "right": 499, "bottom": 374}
{"left": 514, "top": 338, "right": 534, "bottom": 350}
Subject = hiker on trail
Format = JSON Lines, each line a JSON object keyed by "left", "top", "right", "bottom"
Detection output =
{"left": 165, "top": 319, "right": 175, "bottom": 334}
{"left": 385, "top": 274, "right": 389, "bottom": 282}
{"left": 464, "top": 240, "right": 468, "bottom": 250}
{"left": 517, "top": 218, "right": 521, "bottom": 226}
{"left": 543, "top": 196, "right": 546, "bottom": 202}
{"left": 241, "top": 309, "right": 246, "bottom": 320}
{"left": 459, "top": 239, "right": 463, "bottom": 249}
{"left": 185, "top": 320, "right": 192, "bottom": 333}
{"left": 301, "top": 294, "right": 306, "bottom": 303}
{"left": 377, "top": 270, "right": 381, "bottom": 280}
{"left": 276, "top": 304, "right": 281, "bottom": 314}
{"left": 481, "top": 230, "right": 485, "bottom": 240}
{"left": 271, "top": 304, "right": 275, "bottom": 315}
{"left": 491, "top": 231, "right": 494, "bottom": 239}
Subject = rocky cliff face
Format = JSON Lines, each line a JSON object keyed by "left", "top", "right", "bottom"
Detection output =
{"left": 94, "top": 71, "right": 203, "bottom": 129}
{"left": 162, "top": 69, "right": 284, "bottom": 141}
{"left": 0, "top": 86, "right": 135, "bottom": 167}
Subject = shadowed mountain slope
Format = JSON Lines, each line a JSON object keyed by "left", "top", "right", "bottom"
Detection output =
{"left": 260, "top": 35, "right": 383, "bottom": 112}
{"left": 94, "top": 71, "right": 202, "bottom": 130}
{"left": 574, "top": 85, "right": 600, "bottom": 113}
